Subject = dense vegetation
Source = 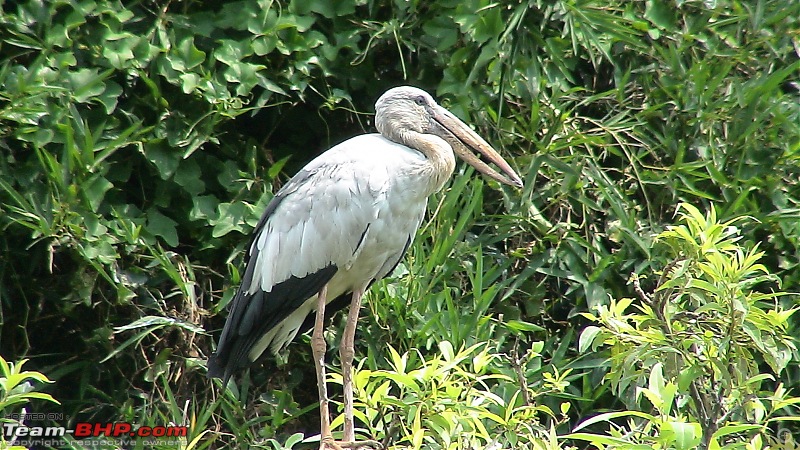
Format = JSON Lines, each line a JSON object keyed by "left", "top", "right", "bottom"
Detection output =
{"left": 1, "top": 0, "right": 799, "bottom": 449}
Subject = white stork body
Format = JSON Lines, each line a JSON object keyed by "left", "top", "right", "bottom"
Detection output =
{"left": 247, "top": 134, "right": 452, "bottom": 358}
{"left": 208, "top": 86, "right": 522, "bottom": 449}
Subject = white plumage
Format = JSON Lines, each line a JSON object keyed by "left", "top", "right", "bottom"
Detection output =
{"left": 246, "top": 135, "right": 433, "bottom": 356}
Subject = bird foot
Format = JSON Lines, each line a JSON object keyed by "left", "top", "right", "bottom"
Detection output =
{"left": 320, "top": 437, "right": 382, "bottom": 450}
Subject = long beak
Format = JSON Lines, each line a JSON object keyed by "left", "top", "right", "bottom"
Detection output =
{"left": 432, "top": 106, "right": 524, "bottom": 188}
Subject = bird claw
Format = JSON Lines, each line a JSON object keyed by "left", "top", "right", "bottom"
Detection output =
{"left": 320, "top": 437, "right": 382, "bottom": 450}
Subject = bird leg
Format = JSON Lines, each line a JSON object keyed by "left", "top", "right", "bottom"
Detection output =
{"left": 312, "top": 285, "right": 335, "bottom": 448}
{"left": 339, "top": 288, "right": 364, "bottom": 442}
{"left": 313, "top": 285, "right": 380, "bottom": 450}
{"left": 337, "top": 288, "right": 381, "bottom": 449}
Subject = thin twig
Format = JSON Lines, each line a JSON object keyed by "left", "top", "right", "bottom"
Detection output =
{"left": 510, "top": 338, "right": 532, "bottom": 406}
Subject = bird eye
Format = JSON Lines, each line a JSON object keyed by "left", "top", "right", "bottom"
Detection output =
{"left": 414, "top": 96, "right": 426, "bottom": 106}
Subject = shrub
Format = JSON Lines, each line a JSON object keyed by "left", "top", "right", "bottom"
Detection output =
{"left": 576, "top": 204, "right": 799, "bottom": 449}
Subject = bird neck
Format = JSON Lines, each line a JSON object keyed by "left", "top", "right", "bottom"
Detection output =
{"left": 402, "top": 131, "right": 456, "bottom": 195}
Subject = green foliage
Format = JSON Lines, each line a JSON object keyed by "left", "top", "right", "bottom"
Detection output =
{"left": 0, "top": 355, "right": 60, "bottom": 449}
{"left": 341, "top": 341, "right": 572, "bottom": 450}
{"left": 1, "top": 0, "right": 798, "bottom": 449}
{"left": 576, "top": 204, "right": 798, "bottom": 449}
{"left": 0, "top": 355, "right": 59, "bottom": 414}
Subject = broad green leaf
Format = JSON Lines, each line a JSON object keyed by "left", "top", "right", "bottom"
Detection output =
{"left": 146, "top": 208, "right": 179, "bottom": 247}
{"left": 68, "top": 68, "right": 111, "bottom": 103}
{"left": 190, "top": 195, "right": 220, "bottom": 222}
{"left": 578, "top": 325, "right": 603, "bottom": 353}
{"left": 211, "top": 202, "right": 250, "bottom": 237}
{"left": 83, "top": 173, "right": 113, "bottom": 212}
{"left": 145, "top": 142, "right": 181, "bottom": 179}
{"left": 175, "top": 37, "right": 206, "bottom": 71}
{"left": 174, "top": 158, "right": 206, "bottom": 195}
{"left": 663, "top": 421, "right": 701, "bottom": 450}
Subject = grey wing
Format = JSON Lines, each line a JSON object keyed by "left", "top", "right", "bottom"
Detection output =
{"left": 207, "top": 160, "right": 382, "bottom": 386}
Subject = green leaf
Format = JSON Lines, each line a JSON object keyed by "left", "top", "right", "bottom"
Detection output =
{"left": 711, "top": 424, "right": 763, "bottom": 440}
{"left": 211, "top": 202, "right": 249, "bottom": 237}
{"left": 146, "top": 208, "right": 179, "bottom": 247}
{"left": 225, "top": 61, "right": 266, "bottom": 96}
{"left": 301, "top": 0, "right": 353, "bottom": 19}
{"left": 565, "top": 432, "right": 652, "bottom": 448}
{"left": 253, "top": 35, "right": 278, "bottom": 56}
{"left": 422, "top": 16, "right": 459, "bottom": 51}
{"left": 114, "top": 315, "right": 205, "bottom": 334}
{"left": 175, "top": 37, "right": 206, "bottom": 71}
{"left": 83, "top": 173, "right": 113, "bottom": 212}
{"left": 96, "top": 80, "right": 123, "bottom": 114}
{"left": 573, "top": 410, "right": 656, "bottom": 432}
{"left": 284, "top": 432, "right": 304, "bottom": 447}
{"left": 179, "top": 73, "right": 200, "bottom": 94}
{"left": 68, "top": 68, "right": 111, "bottom": 103}
{"left": 578, "top": 325, "right": 603, "bottom": 353}
{"left": 648, "top": 362, "right": 665, "bottom": 392}
{"left": 174, "top": 158, "right": 205, "bottom": 195}
{"left": 190, "top": 195, "right": 220, "bottom": 222}
{"left": 214, "top": 39, "right": 252, "bottom": 66}
{"left": 663, "top": 421, "right": 702, "bottom": 450}
{"left": 645, "top": 0, "right": 676, "bottom": 30}
{"left": 439, "top": 341, "right": 454, "bottom": 362}
{"left": 505, "top": 319, "right": 545, "bottom": 334}
{"left": 102, "top": 35, "right": 138, "bottom": 69}
{"left": 145, "top": 142, "right": 181, "bottom": 179}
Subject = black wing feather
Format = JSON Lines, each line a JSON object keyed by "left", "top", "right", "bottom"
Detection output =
{"left": 207, "top": 265, "right": 337, "bottom": 386}
{"left": 207, "top": 168, "right": 338, "bottom": 386}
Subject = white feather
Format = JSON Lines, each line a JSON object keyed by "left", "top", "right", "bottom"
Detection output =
{"left": 258, "top": 234, "right": 276, "bottom": 292}
{"left": 246, "top": 133, "right": 447, "bottom": 355}
{"left": 286, "top": 223, "right": 306, "bottom": 277}
{"left": 248, "top": 232, "right": 267, "bottom": 295}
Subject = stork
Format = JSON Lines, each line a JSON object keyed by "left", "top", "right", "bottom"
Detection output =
{"left": 207, "top": 86, "right": 523, "bottom": 449}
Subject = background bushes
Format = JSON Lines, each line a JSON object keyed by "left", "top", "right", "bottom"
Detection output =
{"left": 1, "top": 0, "right": 798, "bottom": 448}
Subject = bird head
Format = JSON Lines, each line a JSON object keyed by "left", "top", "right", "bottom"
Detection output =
{"left": 375, "top": 86, "right": 523, "bottom": 188}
